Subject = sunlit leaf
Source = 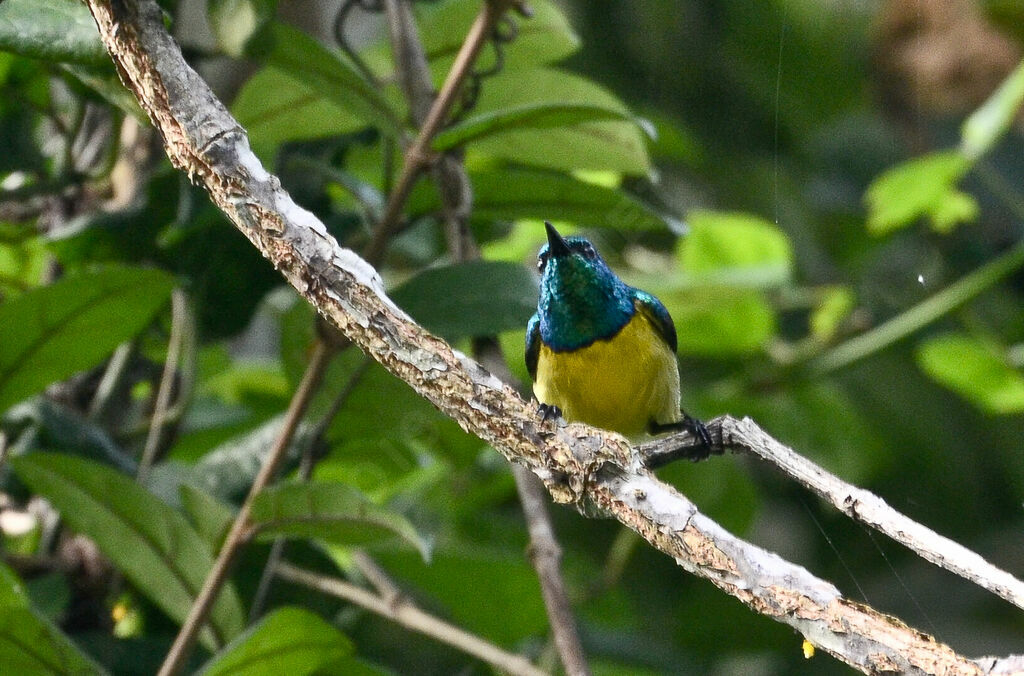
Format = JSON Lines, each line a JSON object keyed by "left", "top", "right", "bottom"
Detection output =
{"left": 809, "top": 286, "right": 855, "bottom": 341}
{"left": 251, "top": 481, "right": 430, "bottom": 560}
{"left": 0, "top": 266, "right": 175, "bottom": 415}
{"left": 198, "top": 607, "right": 352, "bottom": 676}
{"left": 0, "top": 562, "right": 104, "bottom": 675}
{"left": 679, "top": 210, "right": 793, "bottom": 286}
{"left": 0, "top": 0, "right": 107, "bottom": 66}
{"left": 408, "top": 169, "right": 670, "bottom": 230}
{"left": 12, "top": 454, "right": 246, "bottom": 650}
{"left": 961, "top": 60, "right": 1024, "bottom": 161}
{"left": 208, "top": 0, "right": 276, "bottom": 58}
{"left": 917, "top": 333, "right": 1024, "bottom": 414}
{"left": 432, "top": 103, "right": 631, "bottom": 151}
{"left": 464, "top": 68, "right": 650, "bottom": 174}
{"left": 362, "top": 0, "right": 578, "bottom": 80}
{"left": 660, "top": 288, "right": 776, "bottom": 356}
{"left": 864, "top": 151, "right": 976, "bottom": 235}
{"left": 390, "top": 261, "right": 537, "bottom": 340}
{"left": 233, "top": 66, "right": 368, "bottom": 156}
{"left": 265, "top": 23, "right": 404, "bottom": 139}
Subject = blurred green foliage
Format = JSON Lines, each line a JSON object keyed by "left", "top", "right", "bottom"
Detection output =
{"left": 0, "top": 0, "right": 1023, "bottom": 674}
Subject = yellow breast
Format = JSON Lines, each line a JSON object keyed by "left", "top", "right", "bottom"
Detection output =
{"left": 532, "top": 313, "right": 681, "bottom": 437}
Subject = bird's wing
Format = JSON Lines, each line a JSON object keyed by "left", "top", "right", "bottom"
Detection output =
{"left": 525, "top": 313, "right": 541, "bottom": 381}
{"left": 634, "top": 291, "right": 677, "bottom": 353}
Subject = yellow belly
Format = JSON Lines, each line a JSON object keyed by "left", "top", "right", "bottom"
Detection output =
{"left": 533, "top": 314, "right": 681, "bottom": 437}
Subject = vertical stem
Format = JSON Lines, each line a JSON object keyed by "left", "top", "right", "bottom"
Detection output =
{"left": 364, "top": 0, "right": 511, "bottom": 265}
{"left": 138, "top": 289, "right": 189, "bottom": 484}
{"left": 379, "top": 1, "right": 590, "bottom": 672}
{"left": 157, "top": 341, "right": 333, "bottom": 676}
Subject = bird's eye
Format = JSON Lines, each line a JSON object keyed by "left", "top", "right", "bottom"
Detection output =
{"left": 537, "top": 253, "right": 548, "bottom": 272}
{"left": 581, "top": 243, "right": 597, "bottom": 259}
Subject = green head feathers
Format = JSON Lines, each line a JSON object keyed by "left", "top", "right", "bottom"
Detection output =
{"left": 534, "top": 222, "right": 636, "bottom": 351}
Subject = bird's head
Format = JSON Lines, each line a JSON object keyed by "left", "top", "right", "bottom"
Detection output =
{"left": 536, "top": 222, "right": 634, "bottom": 347}
{"left": 537, "top": 221, "right": 616, "bottom": 290}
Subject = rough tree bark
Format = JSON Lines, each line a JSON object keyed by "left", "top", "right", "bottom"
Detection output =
{"left": 82, "top": 0, "right": 1024, "bottom": 673}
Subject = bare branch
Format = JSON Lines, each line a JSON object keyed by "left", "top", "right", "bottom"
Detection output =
{"left": 276, "top": 562, "right": 546, "bottom": 676}
{"left": 638, "top": 415, "right": 1024, "bottom": 613}
{"left": 365, "top": 0, "right": 513, "bottom": 263}
{"left": 158, "top": 341, "right": 333, "bottom": 675}
{"left": 83, "top": 1, "right": 1023, "bottom": 672}
{"left": 379, "top": 1, "right": 589, "bottom": 673}
{"left": 138, "top": 288, "right": 190, "bottom": 483}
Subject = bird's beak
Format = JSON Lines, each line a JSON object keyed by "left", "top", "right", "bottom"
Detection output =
{"left": 544, "top": 221, "right": 572, "bottom": 258}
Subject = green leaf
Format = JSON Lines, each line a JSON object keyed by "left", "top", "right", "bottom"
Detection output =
{"left": 0, "top": 562, "right": 105, "bottom": 675}
{"left": 179, "top": 484, "right": 237, "bottom": 552}
{"left": 864, "top": 151, "right": 976, "bottom": 235}
{"left": 0, "top": 0, "right": 107, "bottom": 66}
{"left": 208, "top": 0, "right": 277, "bottom": 58}
{"left": 250, "top": 481, "right": 430, "bottom": 560}
{"left": 180, "top": 415, "right": 311, "bottom": 501}
{"left": 809, "top": 286, "right": 855, "bottom": 341}
{"left": 265, "top": 23, "right": 403, "bottom": 139}
{"left": 2, "top": 398, "right": 138, "bottom": 475}
{"left": 198, "top": 607, "right": 352, "bottom": 676}
{"left": 432, "top": 103, "right": 631, "bottom": 151}
{"left": 233, "top": 66, "right": 368, "bottom": 156}
{"left": 0, "top": 265, "right": 175, "bottom": 415}
{"left": 679, "top": 210, "right": 793, "bottom": 286}
{"left": 917, "top": 333, "right": 1024, "bottom": 414}
{"left": 961, "top": 59, "right": 1024, "bottom": 161}
{"left": 465, "top": 68, "right": 650, "bottom": 174}
{"left": 660, "top": 288, "right": 776, "bottom": 356}
{"left": 389, "top": 261, "right": 537, "bottom": 341}
{"left": 0, "top": 229, "right": 46, "bottom": 294}
{"left": 377, "top": 550, "right": 548, "bottom": 645}
{"left": 362, "top": 0, "right": 578, "bottom": 80}
{"left": 408, "top": 169, "right": 670, "bottom": 231}
{"left": 11, "top": 454, "right": 246, "bottom": 650}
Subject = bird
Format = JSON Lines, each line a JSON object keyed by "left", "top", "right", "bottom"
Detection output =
{"left": 526, "top": 222, "right": 711, "bottom": 454}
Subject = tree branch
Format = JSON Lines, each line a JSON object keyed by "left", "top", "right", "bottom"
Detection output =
{"left": 639, "top": 415, "right": 1024, "bottom": 612}
{"left": 82, "top": 0, "right": 1023, "bottom": 672}
{"left": 157, "top": 340, "right": 333, "bottom": 675}
{"left": 276, "top": 562, "right": 546, "bottom": 676}
{"left": 379, "top": 2, "right": 590, "bottom": 673}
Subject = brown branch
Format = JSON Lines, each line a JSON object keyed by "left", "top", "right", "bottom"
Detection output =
{"left": 639, "top": 415, "right": 1024, "bottom": 612}
{"left": 379, "top": 2, "right": 590, "bottom": 673}
{"left": 83, "top": 0, "right": 1023, "bottom": 673}
{"left": 364, "top": 0, "right": 513, "bottom": 264}
{"left": 276, "top": 562, "right": 546, "bottom": 676}
{"left": 157, "top": 340, "right": 333, "bottom": 675}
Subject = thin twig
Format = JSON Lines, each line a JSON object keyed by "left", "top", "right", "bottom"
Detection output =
{"left": 364, "top": 0, "right": 513, "bottom": 264}
{"left": 157, "top": 341, "right": 333, "bottom": 676}
{"left": 248, "top": 356, "right": 371, "bottom": 622}
{"left": 0, "top": 432, "right": 9, "bottom": 475}
{"left": 638, "top": 415, "right": 1024, "bottom": 612}
{"left": 351, "top": 551, "right": 403, "bottom": 603}
{"left": 87, "top": 342, "right": 134, "bottom": 421}
{"left": 380, "top": 1, "right": 590, "bottom": 670}
{"left": 138, "top": 288, "right": 189, "bottom": 483}
{"left": 804, "top": 240, "right": 1024, "bottom": 377}
{"left": 85, "top": 3, "right": 1020, "bottom": 670}
{"left": 276, "top": 562, "right": 547, "bottom": 676}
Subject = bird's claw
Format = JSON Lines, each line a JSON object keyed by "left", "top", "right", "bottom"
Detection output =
{"left": 537, "top": 402, "right": 563, "bottom": 423}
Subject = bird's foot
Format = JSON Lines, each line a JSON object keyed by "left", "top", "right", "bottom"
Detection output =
{"left": 649, "top": 413, "right": 715, "bottom": 461}
{"left": 537, "top": 402, "right": 563, "bottom": 424}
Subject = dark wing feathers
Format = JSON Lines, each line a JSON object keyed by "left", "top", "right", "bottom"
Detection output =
{"left": 525, "top": 313, "right": 541, "bottom": 380}
{"left": 633, "top": 291, "right": 677, "bottom": 353}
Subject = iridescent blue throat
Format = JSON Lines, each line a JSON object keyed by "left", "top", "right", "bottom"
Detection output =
{"left": 538, "top": 251, "right": 635, "bottom": 352}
